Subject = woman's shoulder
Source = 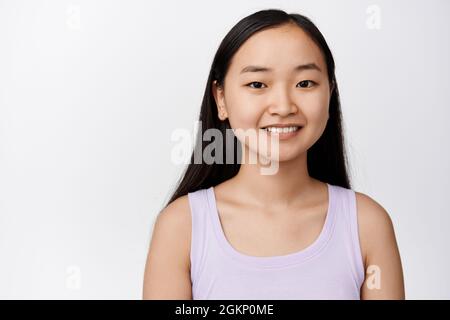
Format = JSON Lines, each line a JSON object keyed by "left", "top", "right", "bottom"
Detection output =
{"left": 354, "top": 191, "right": 395, "bottom": 239}
{"left": 353, "top": 190, "right": 405, "bottom": 298}
{"left": 155, "top": 195, "right": 192, "bottom": 240}
{"left": 354, "top": 191, "right": 397, "bottom": 268}
{"left": 152, "top": 195, "right": 192, "bottom": 264}
{"left": 157, "top": 195, "right": 190, "bottom": 227}
{"left": 143, "top": 195, "right": 192, "bottom": 299}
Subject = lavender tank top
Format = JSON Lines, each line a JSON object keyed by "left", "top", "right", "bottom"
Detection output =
{"left": 187, "top": 183, "right": 365, "bottom": 300}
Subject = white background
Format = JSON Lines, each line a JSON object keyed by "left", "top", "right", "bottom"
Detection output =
{"left": 0, "top": 0, "right": 449, "bottom": 299}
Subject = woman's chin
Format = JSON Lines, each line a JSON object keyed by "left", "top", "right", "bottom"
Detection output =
{"left": 255, "top": 148, "right": 304, "bottom": 164}
{"left": 243, "top": 143, "right": 305, "bottom": 164}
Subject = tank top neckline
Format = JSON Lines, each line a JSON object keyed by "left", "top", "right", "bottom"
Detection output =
{"left": 205, "top": 183, "right": 337, "bottom": 268}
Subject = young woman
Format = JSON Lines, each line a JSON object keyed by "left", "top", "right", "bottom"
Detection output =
{"left": 143, "top": 9, "right": 405, "bottom": 300}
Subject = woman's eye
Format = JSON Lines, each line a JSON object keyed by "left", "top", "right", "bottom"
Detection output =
{"left": 246, "top": 82, "right": 266, "bottom": 89}
{"left": 246, "top": 81, "right": 316, "bottom": 89}
{"left": 297, "top": 80, "right": 315, "bottom": 88}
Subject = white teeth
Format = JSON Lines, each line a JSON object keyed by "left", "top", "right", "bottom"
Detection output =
{"left": 264, "top": 126, "right": 299, "bottom": 133}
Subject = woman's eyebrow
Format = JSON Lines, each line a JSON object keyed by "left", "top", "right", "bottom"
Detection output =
{"left": 240, "top": 63, "right": 322, "bottom": 74}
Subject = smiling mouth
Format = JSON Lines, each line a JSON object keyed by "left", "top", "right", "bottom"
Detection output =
{"left": 260, "top": 126, "right": 302, "bottom": 133}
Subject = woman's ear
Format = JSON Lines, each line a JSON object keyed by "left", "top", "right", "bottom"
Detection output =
{"left": 212, "top": 80, "right": 228, "bottom": 121}
{"left": 330, "top": 79, "right": 335, "bottom": 94}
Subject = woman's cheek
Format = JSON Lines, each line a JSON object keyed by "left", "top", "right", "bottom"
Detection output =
{"left": 300, "top": 97, "right": 329, "bottom": 143}
{"left": 305, "top": 90, "right": 329, "bottom": 120}
{"left": 227, "top": 100, "right": 262, "bottom": 130}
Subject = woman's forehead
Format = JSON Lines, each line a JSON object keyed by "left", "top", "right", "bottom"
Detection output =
{"left": 228, "top": 24, "right": 326, "bottom": 75}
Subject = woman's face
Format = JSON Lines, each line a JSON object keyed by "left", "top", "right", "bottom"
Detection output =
{"left": 213, "top": 23, "right": 333, "bottom": 163}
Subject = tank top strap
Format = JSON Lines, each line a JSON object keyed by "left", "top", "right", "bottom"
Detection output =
{"left": 333, "top": 185, "right": 366, "bottom": 286}
{"left": 187, "top": 188, "right": 210, "bottom": 283}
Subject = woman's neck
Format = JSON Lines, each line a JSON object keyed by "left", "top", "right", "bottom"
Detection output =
{"left": 231, "top": 148, "right": 316, "bottom": 208}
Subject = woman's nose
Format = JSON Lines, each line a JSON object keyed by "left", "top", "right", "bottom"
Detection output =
{"left": 267, "top": 88, "right": 298, "bottom": 116}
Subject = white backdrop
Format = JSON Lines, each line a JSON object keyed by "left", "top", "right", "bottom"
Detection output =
{"left": 0, "top": 0, "right": 449, "bottom": 299}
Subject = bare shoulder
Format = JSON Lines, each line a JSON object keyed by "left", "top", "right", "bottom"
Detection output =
{"left": 142, "top": 194, "right": 192, "bottom": 299}
{"left": 354, "top": 191, "right": 405, "bottom": 299}
{"left": 354, "top": 191, "right": 395, "bottom": 265}
{"left": 355, "top": 192, "right": 395, "bottom": 234}
{"left": 156, "top": 195, "right": 192, "bottom": 238}
{"left": 151, "top": 194, "right": 192, "bottom": 268}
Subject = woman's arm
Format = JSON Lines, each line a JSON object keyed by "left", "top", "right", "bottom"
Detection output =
{"left": 356, "top": 192, "right": 405, "bottom": 299}
{"left": 142, "top": 196, "right": 192, "bottom": 299}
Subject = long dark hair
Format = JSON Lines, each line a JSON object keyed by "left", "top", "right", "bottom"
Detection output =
{"left": 165, "top": 9, "right": 351, "bottom": 206}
